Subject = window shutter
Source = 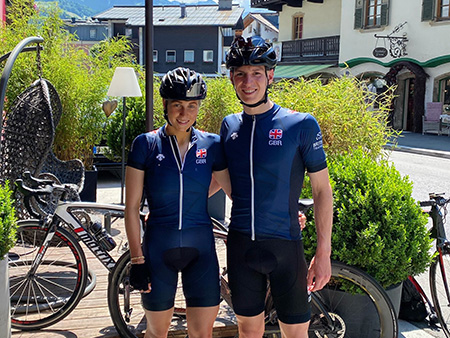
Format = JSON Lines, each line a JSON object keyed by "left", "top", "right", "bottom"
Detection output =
{"left": 354, "top": 0, "right": 364, "bottom": 29}
{"left": 380, "top": 1, "right": 389, "bottom": 26}
{"left": 422, "top": 0, "right": 435, "bottom": 21}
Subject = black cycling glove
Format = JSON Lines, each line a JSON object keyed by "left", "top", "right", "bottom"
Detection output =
{"left": 129, "top": 263, "right": 152, "bottom": 292}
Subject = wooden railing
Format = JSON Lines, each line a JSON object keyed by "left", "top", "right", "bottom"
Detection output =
{"left": 281, "top": 36, "right": 340, "bottom": 63}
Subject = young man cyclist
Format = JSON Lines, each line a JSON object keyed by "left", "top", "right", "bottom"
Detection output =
{"left": 220, "top": 36, "right": 333, "bottom": 338}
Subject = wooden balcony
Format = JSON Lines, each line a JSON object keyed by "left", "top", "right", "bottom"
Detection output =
{"left": 251, "top": 0, "right": 324, "bottom": 11}
{"left": 280, "top": 35, "right": 340, "bottom": 64}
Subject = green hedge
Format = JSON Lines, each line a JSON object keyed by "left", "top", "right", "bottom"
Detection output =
{"left": 302, "top": 149, "right": 433, "bottom": 288}
{"left": 0, "top": 182, "right": 17, "bottom": 259}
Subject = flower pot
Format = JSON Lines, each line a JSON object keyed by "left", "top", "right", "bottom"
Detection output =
{"left": 0, "top": 255, "right": 11, "bottom": 338}
{"left": 80, "top": 166, "right": 98, "bottom": 202}
{"left": 385, "top": 281, "right": 403, "bottom": 319}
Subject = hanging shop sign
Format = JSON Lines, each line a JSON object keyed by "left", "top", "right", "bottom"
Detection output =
{"left": 373, "top": 47, "right": 388, "bottom": 58}
{"left": 373, "top": 22, "right": 408, "bottom": 58}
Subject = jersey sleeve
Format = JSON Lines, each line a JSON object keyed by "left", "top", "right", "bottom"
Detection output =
{"left": 299, "top": 114, "right": 327, "bottom": 173}
{"left": 218, "top": 117, "right": 230, "bottom": 169}
{"left": 211, "top": 133, "right": 227, "bottom": 172}
{"left": 127, "top": 133, "right": 151, "bottom": 171}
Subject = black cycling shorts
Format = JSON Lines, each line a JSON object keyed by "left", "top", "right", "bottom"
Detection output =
{"left": 141, "top": 226, "right": 220, "bottom": 311}
{"left": 227, "top": 229, "right": 311, "bottom": 324}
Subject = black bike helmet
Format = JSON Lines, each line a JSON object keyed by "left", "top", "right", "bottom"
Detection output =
{"left": 226, "top": 36, "right": 277, "bottom": 70}
{"left": 160, "top": 67, "right": 207, "bottom": 101}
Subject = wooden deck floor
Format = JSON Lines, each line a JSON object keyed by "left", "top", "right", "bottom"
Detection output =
{"left": 11, "top": 209, "right": 237, "bottom": 338}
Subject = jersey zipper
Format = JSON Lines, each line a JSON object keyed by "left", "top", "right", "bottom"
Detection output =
{"left": 250, "top": 115, "right": 256, "bottom": 241}
{"left": 169, "top": 135, "right": 194, "bottom": 231}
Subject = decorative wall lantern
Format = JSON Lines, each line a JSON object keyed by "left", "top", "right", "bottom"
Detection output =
{"left": 374, "top": 22, "right": 408, "bottom": 58}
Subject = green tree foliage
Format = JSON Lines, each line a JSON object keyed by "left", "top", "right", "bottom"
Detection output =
{"left": 0, "top": 0, "right": 138, "bottom": 169}
{"left": 0, "top": 182, "right": 17, "bottom": 259}
{"left": 197, "top": 76, "right": 241, "bottom": 134}
{"left": 301, "top": 149, "right": 433, "bottom": 288}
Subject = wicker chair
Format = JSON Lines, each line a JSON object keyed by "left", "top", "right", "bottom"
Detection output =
{"left": 38, "top": 77, "right": 85, "bottom": 198}
{"left": 0, "top": 79, "right": 55, "bottom": 219}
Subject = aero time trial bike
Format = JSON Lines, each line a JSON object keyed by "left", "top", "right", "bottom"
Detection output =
{"left": 9, "top": 174, "right": 398, "bottom": 338}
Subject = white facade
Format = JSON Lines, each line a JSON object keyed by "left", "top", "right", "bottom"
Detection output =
{"left": 278, "top": 0, "right": 341, "bottom": 41}
{"left": 272, "top": 0, "right": 450, "bottom": 133}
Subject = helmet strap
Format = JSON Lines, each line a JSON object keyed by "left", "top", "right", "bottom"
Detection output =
{"left": 163, "top": 101, "right": 172, "bottom": 126}
{"left": 186, "top": 121, "right": 196, "bottom": 132}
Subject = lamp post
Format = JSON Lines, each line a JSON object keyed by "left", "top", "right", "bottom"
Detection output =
{"left": 107, "top": 67, "right": 142, "bottom": 204}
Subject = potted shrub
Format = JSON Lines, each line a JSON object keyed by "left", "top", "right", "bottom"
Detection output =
{"left": 301, "top": 149, "right": 433, "bottom": 320}
{"left": 0, "top": 182, "right": 18, "bottom": 338}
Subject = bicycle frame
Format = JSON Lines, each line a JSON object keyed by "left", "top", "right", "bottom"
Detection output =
{"left": 428, "top": 201, "right": 450, "bottom": 308}
{"left": 31, "top": 200, "right": 138, "bottom": 273}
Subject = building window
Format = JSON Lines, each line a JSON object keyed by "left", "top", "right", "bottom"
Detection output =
{"left": 166, "top": 50, "right": 176, "bottom": 63}
{"left": 184, "top": 50, "right": 194, "bottom": 63}
{"left": 222, "top": 27, "right": 233, "bottom": 36}
{"left": 438, "top": 0, "right": 450, "bottom": 19}
{"left": 293, "top": 15, "right": 303, "bottom": 39}
{"left": 355, "top": 0, "right": 389, "bottom": 29}
{"left": 89, "top": 28, "right": 96, "bottom": 39}
{"left": 366, "top": 0, "right": 382, "bottom": 27}
{"left": 203, "top": 50, "right": 213, "bottom": 63}
{"left": 125, "top": 28, "right": 133, "bottom": 37}
{"left": 153, "top": 50, "right": 158, "bottom": 63}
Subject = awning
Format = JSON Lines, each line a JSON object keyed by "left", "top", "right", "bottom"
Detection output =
{"left": 274, "top": 64, "right": 332, "bottom": 79}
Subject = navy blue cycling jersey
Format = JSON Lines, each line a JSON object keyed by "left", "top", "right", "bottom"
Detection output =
{"left": 127, "top": 126, "right": 227, "bottom": 230}
{"left": 220, "top": 104, "right": 327, "bottom": 240}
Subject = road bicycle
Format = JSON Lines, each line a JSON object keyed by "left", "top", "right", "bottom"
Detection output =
{"left": 9, "top": 174, "right": 398, "bottom": 338}
{"left": 8, "top": 172, "right": 145, "bottom": 330}
{"left": 416, "top": 193, "right": 450, "bottom": 337}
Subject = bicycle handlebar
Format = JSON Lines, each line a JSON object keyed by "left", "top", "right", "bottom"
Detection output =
{"left": 15, "top": 171, "right": 68, "bottom": 219}
{"left": 419, "top": 193, "right": 450, "bottom": 208}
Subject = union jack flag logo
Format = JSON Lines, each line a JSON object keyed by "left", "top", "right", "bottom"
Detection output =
{"left": 196, "top": 148, "right": 207, "bottom": 158}
{"left": 269, "top": 129, "right": 283, "bottom": 139}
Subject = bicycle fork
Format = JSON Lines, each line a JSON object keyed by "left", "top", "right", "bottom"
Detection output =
{"left": 26, "top": 216, "right": 57, "bottom": 277}
{"left": 309, "top": 292, "right": 341, "bottom": 334}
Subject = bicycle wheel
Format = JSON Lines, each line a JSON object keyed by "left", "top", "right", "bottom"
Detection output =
{"left": 430, "top": 250, "right": 450, "bottom": 337}
{"left": 308, "top": 261, "right": 398, "bottom": 338}
{"left": 8, "top": 221, "right": 88, "bottom": 330}
{"left": 108, "top": 251, "right": 145, "bottom": 338}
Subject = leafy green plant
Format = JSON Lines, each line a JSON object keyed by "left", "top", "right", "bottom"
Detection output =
{"left": 0, "top": 182, "right": 17, "bottom": 259}
{"left": 301, "top": 149, "right": 433, "bottom": 288}
{"left": 1, "top": 0, "right": 138, "bottom": 169}
{"left": 197, "top": 76, "right": 241, "bottom": 134}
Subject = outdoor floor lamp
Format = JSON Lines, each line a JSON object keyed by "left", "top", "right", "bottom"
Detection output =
{"left": 107, "top": 67, "right": 142, "bottom": 204}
